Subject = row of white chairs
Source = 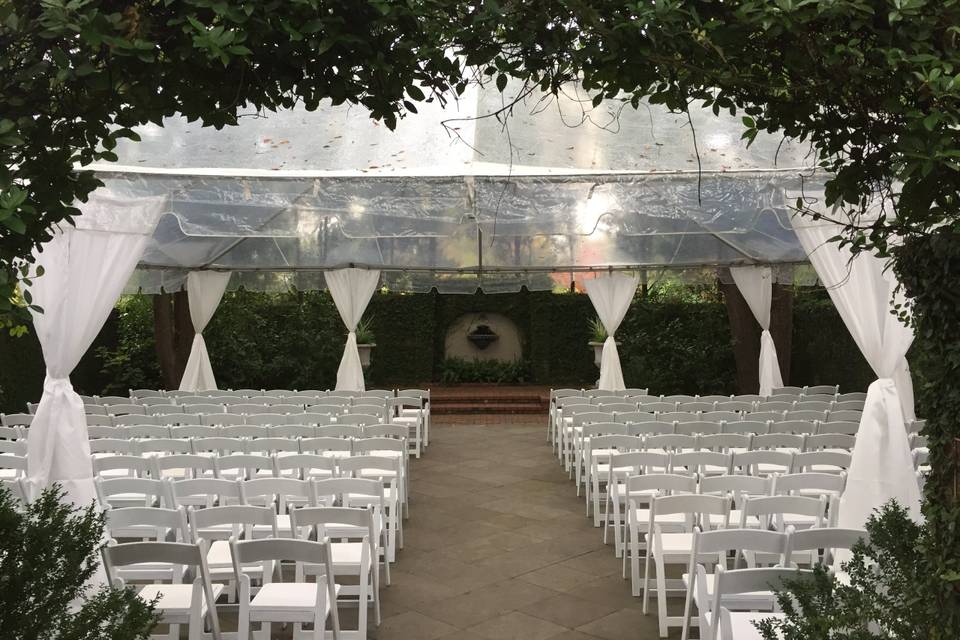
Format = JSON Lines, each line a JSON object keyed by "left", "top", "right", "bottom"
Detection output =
{"left": 3, "top": 475, "right": 401, "bottom": 640}
{"left": 127, "top": 386, "right": 428, "bottom": 400}
{"left": 75, "top": 399, "right": 418, "bottom": 417}
{"left": 548, "top": 385, "right": 866, "bottom": 446}
{"left": 4, "top": 408, "right": 428, "bottom": 457}
{"left": 559, "top": 416, "right": 861, "bottom": 475}
{"left": 82, "top": 423, "right": 407, "bottom": 441}
{"left": 96, "top": 472, "right": 402, "bottom": 568}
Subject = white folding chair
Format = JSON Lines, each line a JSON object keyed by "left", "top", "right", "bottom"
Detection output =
{"left": 292, "top": 506, "right": 382, "bottom": 638}
{"left": 239, "top": 477, "right": 315, "bottom": 537}
{"left": 102, "top": 541, "right": 222, "bottom": 640}
{"left": 338, "top": 456, "right": 403, "bottom": 560}
{"left": 104, "top": 506, "right": 191, "bottom": 580}
{"left": 188, "top": 504, "right": 277, "bottom": 601}
{"left": 625, "top": 473, "right": 697, "bottom": 595}
{"left": 709, "top": 567, "right": 814, "bottom": 640}
{"left": 681, "top": 527, "right": 789, "bottom": 640}
{"left": 230, "top": 537, "right": 340, "bottom": 640}
{"left": 604, "top": 451, "right": 670, "bottom": 556}
{"left": 643, "top": 494, "right": 731, "bottom": 637}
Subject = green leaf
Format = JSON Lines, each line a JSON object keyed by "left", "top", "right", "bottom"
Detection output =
{"left": 496, "top": 74, "right": 507, "bottom": 92}
{"left": 406, "top": 85, "right": 425, "bottom": 101}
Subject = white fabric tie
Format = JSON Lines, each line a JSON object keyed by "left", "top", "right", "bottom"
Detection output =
{"left": 179, "top": 271, "right": 231, "bottom": 392}
{"left": 584, "top": 273, "right": 640, "bottom": 391}
{"left": 730, "top": 266, "right": 783, "bottom": 396}
{"left": 326, "top": 268, "right": 380, "bottom": 391}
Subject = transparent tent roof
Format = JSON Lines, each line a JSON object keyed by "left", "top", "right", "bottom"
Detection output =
{"left": 95, "top": 81, "right": 825, "bottom": 293}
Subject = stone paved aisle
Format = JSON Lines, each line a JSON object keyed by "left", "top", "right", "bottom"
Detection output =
{"left": 371, "top": 420, "right": 678, "bottom": 640}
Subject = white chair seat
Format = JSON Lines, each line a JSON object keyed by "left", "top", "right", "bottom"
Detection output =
{"left": 630, "top": 511, "right": 685, "bottom": 530}
{"left": 252, "top": 514, "right": 294, "bottom": 538}
{"left": 249, "top": 582, "right": 339, "bottom": 620}
{"left": 392, "top": 416, "right": 418, "bottom": 425}
{"left": 681, "top": 573, "right": 775, "bottom": 609}
{"left": 707, "top": 510, "right": 757, "bottom": 528}
{"left": 207, "top": 540, "right": 266, "bottom": 578}
{"left": 118, "top": 562, "right": 186, "bottom": 582}
{"left": 138, "top": 583, "right": 224, "bottom": 618}
{"left": 652, "top": 532, "right": 697, "bottom": 558}
{"left": 330, "top": 541, "right": 366, "bottom": 568}
{"left": 721, "top": 611, "right": 785, "bottom": 640}
{"left": 355, "top": 468, "right": 398, "bottom": 479}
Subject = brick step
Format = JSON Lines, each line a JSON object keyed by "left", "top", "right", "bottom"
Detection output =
{"left": 432, "top": 395, "right": 548, "bottom": 405}
{"left": 432, "top": 401, "right": 548, "bottom": 415}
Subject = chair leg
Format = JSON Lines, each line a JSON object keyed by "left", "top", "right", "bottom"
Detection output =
{"left": 681, "top": 574, "right": 695, "bottom": 640}
{"left": 631, "top": 518, "right": 643, "bottom": 597}
{"left": 642, "top": 542, "right": 653, "bottom": 611}
{"left": 656, "top": 554, "right": 669, "bottom": 637}
{"left": 603, "top": 493, "right": 612, "bottom": 546}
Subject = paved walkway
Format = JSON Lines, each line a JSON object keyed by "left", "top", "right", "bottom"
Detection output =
{"left": 373, "top": 420, "right": 677, "bottom": 640}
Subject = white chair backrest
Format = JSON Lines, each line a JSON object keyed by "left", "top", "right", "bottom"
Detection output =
{"left": 786, "top": 526, "right": 866, "bottom": 567}
{"left": 170, "top": 477, "right": 242, "bottom": 506}
{"left": 740, "top": 495, "right": 826, "bottom": 531}
{"left": 300, "top": 436, "right": 353, "bottom": 454}
{"left": 202, "top": 413, "right": 246, "bottom": 426}
{"left": 772, "top": 472, "right": 846, "bottom": 496}
{"left": 676, "top": 421, "right": 722, "bottom": 436}
{"left": 670, "top": 451, "right": 732, "bottom": 476}
{"left": 88, "top": 438, "right": 134, "bottom": 455}
{"left": 699, "top": 433, "right": 752, "bottom": 452}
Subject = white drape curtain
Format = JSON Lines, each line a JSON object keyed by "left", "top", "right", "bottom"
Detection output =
{"left": 326, "top": 268, "right": 380, "bottom": 391}
{"left": 178, "top": 271, "right": 232, "bottom": 392}
{"left": 583, "top": 273, "right": 640, "bottom": 391}
{"left": 27, "top": 195, "right": 163, "bottom": 507}
{"left": 791, "top": 216, "right": 921, "bottom": 529}
{"left": 730, "top": 266, "right": 784, "bottom": 396}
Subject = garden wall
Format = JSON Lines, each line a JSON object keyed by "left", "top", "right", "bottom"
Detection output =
{"left": 0, "top": 288, "right": 876, "bottom": 413}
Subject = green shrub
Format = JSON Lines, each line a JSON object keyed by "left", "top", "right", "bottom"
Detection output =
{"left": 97, "top": 295, "right": 161, "bottom": 395}
{"left": 439, "top": 357, "right": 531, "bottom": 384}
{"left": 757, "top": 501, "right": 956, "bottom": 640}
{"left": 0, "top": 484, "right": 158, "bottom": 639}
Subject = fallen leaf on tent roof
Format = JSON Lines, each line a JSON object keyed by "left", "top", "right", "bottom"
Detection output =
{"left": 279, "top": 139, "right": 289, "bottom": 144}
{"left": 263, "top": 138, "right": 272, "bottom": 143}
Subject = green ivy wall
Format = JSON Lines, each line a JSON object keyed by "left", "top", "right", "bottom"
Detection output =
{"left": 0, "top": 289, "right": 876, "bottom": 413}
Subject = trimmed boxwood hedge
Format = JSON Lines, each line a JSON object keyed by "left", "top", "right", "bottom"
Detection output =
{"left": 0, "top": 287, "right": 875, "bottom": 412}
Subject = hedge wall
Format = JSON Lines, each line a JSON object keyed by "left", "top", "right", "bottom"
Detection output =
{"left": 0, "top": 287, "right": 876, "bottom": 412}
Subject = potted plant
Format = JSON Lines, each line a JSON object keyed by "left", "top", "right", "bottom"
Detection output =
{"left": 355, "top": 316, "right": 376, "bottom": 368}
{"left": 588, "top": 317, "right": 608, "bottom": 367}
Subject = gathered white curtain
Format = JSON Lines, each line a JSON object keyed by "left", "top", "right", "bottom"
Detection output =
{"left": 326, "top": 268, "right": 380, "bottom": 391}
{"left": 730, "top": 266, "right": 784, "bottom": 396}
{"left": 792, "top": 216, "right": 921, "bottom": 529}
{"left": 178, "top": 271, "right": 232, "bottom": 392}
{"left": 584, "top": 273, "right": 640, "bottom": 391}
{"left": 27, "top": 195, "right": 163, "bottom": 507}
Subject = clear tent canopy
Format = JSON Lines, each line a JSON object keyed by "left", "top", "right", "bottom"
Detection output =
{"left": 95, "top": 81, "right": 826, "bottom": 293}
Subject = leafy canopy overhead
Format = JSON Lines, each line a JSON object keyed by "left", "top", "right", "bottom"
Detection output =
{"left": 3, "top": 0, "right": 960, "bottom": 334}
{"left": 451, "top": 0, "right": 960, "bottom": 247}
{"left": 0, "top": 0, "right": 469, "bottom": 331}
